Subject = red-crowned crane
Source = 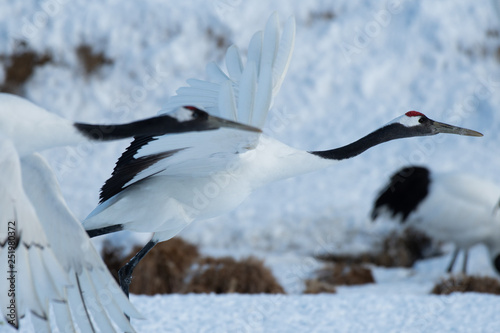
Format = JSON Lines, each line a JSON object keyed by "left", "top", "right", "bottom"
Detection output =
{"left": 372, "top": 166, "right": 500, "bottom": 274}
{"left": 0, "top": 93, "right": 250, "bottom": 331}
{"left": 82, "top": 14, "right": 483, "bottom": 297}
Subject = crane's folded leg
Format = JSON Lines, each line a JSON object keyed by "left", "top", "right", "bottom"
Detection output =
{"left": 118, "top": 240, "right": 158, "bottom": 298}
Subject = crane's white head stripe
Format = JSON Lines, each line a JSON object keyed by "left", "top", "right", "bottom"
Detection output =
{"left": 387, "top": 111, "right": 425, "bottom": 127}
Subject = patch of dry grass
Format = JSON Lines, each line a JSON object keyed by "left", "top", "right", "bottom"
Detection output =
{"left": 305, "top": 263, "right": 374, "bottom": 294}
{"left": 185, "top": 256, "right": 285, "bottom": 294}
{"left": 0, "top": 42, "right": 52, "bottom": 93}
{"left": 102, "top": 238, "right": 285, "bottom": 295}
{"left": 317, "top": 228, "right": 441, "bottom": 268}
{"left": 75, "top": 44, "right": 113, "bottom": 75}
{"left": 432, "top": 275, "right": 500, "bottom": 295}
{"left": 304, "top": 279, "right": 337, "bottom": 294}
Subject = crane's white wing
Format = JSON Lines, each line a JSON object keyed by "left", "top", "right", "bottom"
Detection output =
{"left": 0, "top": 138, "right": 141, "bottom": 332}
{"left": 161, "top": 13, "right": 295, "bottom": 128}
{"left": 21, "top": 153, "right": 142, "bottom": 332}
{"left": 97, "top": 125, "right": 261, "bottom": 205}
{"left": 0, "top": 139, "right": 69, "bottom": 330}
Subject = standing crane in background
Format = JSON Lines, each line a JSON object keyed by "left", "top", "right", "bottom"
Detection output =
{"left": 82, "top": 13, "right": 483, "bottom": 297}
{"left": 372, "top": 166, "right": 500, "bottom": 274}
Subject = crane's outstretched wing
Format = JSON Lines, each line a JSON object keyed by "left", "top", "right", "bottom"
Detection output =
{"left": 0, "top": 140, "right": 68, "bottom": 331}
{"left": 0, "top": 139, "right": 141, "bottom": 332}
{"left": 161, "top": 13, "right": 295, "bottom": 128}
{"left": 95, "top": 106, "right": 262, "bottom": 205}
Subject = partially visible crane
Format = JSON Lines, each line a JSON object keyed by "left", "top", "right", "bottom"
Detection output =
{"left": 372, "top": 166, "right": 500, "bottom": 274}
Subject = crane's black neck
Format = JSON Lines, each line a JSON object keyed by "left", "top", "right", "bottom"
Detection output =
{"left": 310, "top": 123, "right": 423, "bottom": 160}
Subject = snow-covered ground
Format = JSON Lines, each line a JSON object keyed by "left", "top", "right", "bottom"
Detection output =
{"left": 2, "top": 0, "right": 500, "bottom": 332}
{"left": 131, "top": 293, "right": 500, "bottom": 332}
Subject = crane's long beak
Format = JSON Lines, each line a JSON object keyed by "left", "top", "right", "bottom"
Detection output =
{"left": 432, "top": 120, "right": 483, "bottom": 137}
{"left": 208, "top": 115, "right": 262, "bottom": 133}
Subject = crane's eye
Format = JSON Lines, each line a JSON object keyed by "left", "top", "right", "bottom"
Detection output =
{"left": 418, "top": 117, "right": 425, "bottom": 124}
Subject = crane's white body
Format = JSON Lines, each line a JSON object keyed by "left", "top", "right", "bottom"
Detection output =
{"left": 85, "top": 133, "right": 332, "bottom": 241}
{"left": 0, "top": 94, "right": 141, "bottom": 331}
{"left": 406, "top": 172, "right": 500, "bottom": 254}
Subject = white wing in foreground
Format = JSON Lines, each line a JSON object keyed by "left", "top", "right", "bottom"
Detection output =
{"left": 162, "top": 13, "right": 296, "bottom": 128}
{"left": 0, "top": 139, "right": 141, "bottom": 332}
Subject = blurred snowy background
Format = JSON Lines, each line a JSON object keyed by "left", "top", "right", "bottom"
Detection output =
{"left": 2, "top": 0, "right": 500, "bottom": 332}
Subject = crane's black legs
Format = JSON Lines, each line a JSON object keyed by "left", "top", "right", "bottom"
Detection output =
{"left": 445, "top": 248, "right": 469, "bottom": 274}
{"left": 461, "top": 250, "right": 469, "bottom": 274}
{"left": 446, "top": 248, "right": 459, "bottom": 273}
{"left": 118, "top": 240, "right": 158, "bottom": 298}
